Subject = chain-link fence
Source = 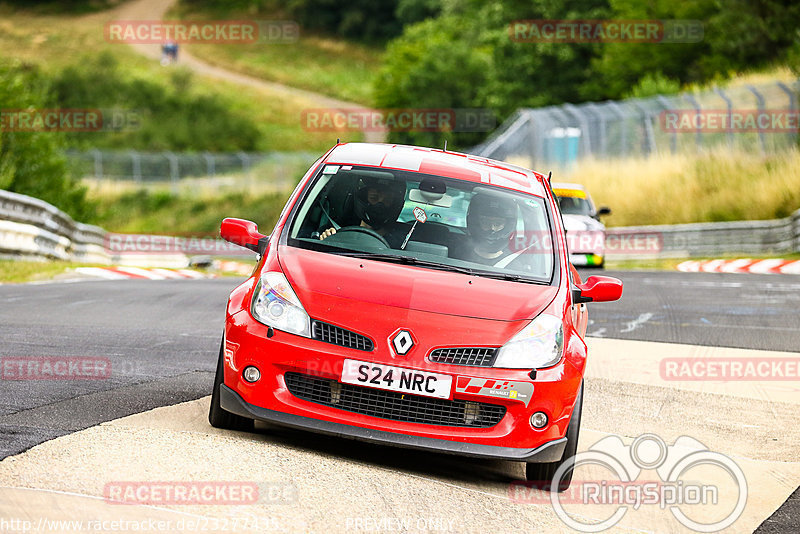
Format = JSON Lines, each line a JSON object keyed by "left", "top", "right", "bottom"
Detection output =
{"left": 68, "top": 150, "right": 319, "bottom": 193}
{"left": 472, "top": 80, "right": 799, "bottom": 168}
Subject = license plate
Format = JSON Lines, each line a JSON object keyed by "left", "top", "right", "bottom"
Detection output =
{"left": 341, "top": 359, "right": 452, "bottom": 399}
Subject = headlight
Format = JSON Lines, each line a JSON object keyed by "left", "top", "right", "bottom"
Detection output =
{"left": 494, "top": 314, "right": 564, "bottom": 369}
{"left": 251, "top": 272, "right": 311, "bottom": 337}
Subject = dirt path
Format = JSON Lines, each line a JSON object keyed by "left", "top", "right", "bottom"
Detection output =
{"left": 106, "top": 0, "right": 385, "bottom": 142}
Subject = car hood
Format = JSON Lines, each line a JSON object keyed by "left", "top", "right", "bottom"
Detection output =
{"left": 278, "top": 246, "right": 558, "bottom": 322}
{"left": 562, "top": 214, "right": 605, "bottom": 232}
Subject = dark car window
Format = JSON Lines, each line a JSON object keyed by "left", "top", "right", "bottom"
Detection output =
{"left": 286, "top": 164, "right": 556, "bottom": 284}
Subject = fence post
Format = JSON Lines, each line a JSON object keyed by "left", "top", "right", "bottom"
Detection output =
{"left": 656, "top": 96, "right": 677, "bottom": 154}
{"left": 584, "top": 103, "right": 606, "bottom": 158}
{"left": 746, "top": 85, "right": 767, "bottom": 154}
{"left": 91, "top": 148, "right": 103, "bottom": 179}
{"left": 683, "top": 94, "right": 702, "bottom": 151}
{"left": 130, "top": 150, "right": 141, "bottom": 184}
{"left": 606, "top": 101, "right": 627, "bottom": 158}
{"left": 712, "top": 87, "right": 734, "bottom": 149}
{"left": 777, "top": 82, "right": 798, "bottom": 148}
{"left": 631, "top": 101, "right": 656, "bottom": 156}
{"left": 165, "top": 151, "right": 179, "bottom": 194}
{"left": 237, "top": 152, "right": 252, "bottom": 191}
{"left": 563, "top": 103, "right": 592, "bottom": 157}
{"left": 203, "top": 151, "right": 216, "bottom": 179}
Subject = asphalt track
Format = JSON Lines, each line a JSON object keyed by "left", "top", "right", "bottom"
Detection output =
{"left": 0, "top": 270, "right": 798, "bottom": 532}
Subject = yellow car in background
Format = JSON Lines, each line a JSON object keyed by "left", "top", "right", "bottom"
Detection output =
{"left": 552, "top": 182, "right": 611, "bottom": 268}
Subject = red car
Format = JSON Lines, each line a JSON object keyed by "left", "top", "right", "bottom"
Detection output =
{"left": 210, "top": 143, "right": 622, "bottom": 488}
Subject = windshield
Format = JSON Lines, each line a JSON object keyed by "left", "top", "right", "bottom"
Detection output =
{"left": 286, "top": 164, "right": 555, "bottom": 283}
{"left": 554, "top": 189, "right": 594, "bottom": 216}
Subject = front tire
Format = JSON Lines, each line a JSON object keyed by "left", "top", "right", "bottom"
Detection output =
{"left": 525, "top": 381, "right": 583, "bottom": 491}
{"left": 209, "top": 338, "right": 254, "bottom": 431}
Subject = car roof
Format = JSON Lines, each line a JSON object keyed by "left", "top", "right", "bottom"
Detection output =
{"left": 551, "top": 182, "right": 587, "bottom": 192}
{"left": 324, "top": 143, "right": 548, "bottom": 197}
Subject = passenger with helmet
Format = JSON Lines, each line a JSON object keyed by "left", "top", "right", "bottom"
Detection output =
{"left": 456, "top": 191, "right": 518, "bottom": 266}
{"left": 319, "top": 175, "right": 407, "bottom": 248}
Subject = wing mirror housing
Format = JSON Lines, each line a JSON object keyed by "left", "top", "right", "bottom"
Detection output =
{"left": 220, "top": 218, "right": 269, "bottom": 255}
{"left": 572, "top": 275, "right": 623, "bottom": 304}
{"left": 596, "top": 206, "right": 611, "bottom": 217}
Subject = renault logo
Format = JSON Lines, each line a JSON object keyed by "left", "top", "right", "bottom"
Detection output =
{"left": 391, "top": 330, "right": 414, "bottom": 356}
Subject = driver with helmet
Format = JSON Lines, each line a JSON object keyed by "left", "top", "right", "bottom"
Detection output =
{"left": 456, "top": 191, "right": 518, "bottom": 266}
{"left": 319, "top": 175, "right": 407, "bottom": 248}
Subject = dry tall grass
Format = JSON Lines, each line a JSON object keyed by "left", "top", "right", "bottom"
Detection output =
{"left": 511, "top": 148, "right": 800, "bottom": 226}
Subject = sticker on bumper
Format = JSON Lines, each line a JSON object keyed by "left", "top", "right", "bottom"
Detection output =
{"left": 456, "top": 377, "right": 534, "bottom": 406}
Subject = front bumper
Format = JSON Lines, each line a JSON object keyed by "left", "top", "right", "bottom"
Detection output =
{"left": 223, "top": 296, "right": 584, "bottom": 459}
{"left": 220, "top": 384, "right": 567, "bottom": 462}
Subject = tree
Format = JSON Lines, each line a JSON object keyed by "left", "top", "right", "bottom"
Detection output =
{"left": 0, "top": 61, "right": 93, "bottom": 221}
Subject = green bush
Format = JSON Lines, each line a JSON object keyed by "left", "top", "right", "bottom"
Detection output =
{"left": 0, "top": 61, "right": 94, "bottom": 221}
{"left": 51, "top": 52, "right": 262, "bottom": 152}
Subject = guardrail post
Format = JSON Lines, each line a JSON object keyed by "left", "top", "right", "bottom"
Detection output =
{"left": 793, "top": 209, "right": 800, "bottom": 253}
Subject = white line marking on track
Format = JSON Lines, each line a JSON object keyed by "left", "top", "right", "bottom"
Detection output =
{"left": 620, "top": 313, "right": 653, "bottom": 333}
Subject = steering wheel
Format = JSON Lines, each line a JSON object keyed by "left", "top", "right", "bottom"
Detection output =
{"left": 329, "top": 226, "right": 391, "bottom": 248}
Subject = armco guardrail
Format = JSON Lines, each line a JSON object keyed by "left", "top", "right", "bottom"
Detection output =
{"left": 1, "top": 189, "right": 798, "bottom": 265}
{"left": 606, "top": 209, "right": 800, "bottom": 259}
{"left": 0, "top": 189, "right": 111, "bottom": 263}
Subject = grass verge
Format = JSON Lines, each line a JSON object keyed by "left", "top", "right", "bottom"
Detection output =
{"left": 169, "top": 1, "right": 382, "bottom": 106}
{"left": 0, "top": 260, "right": 86, "bottom": 283}
{"left": 0, "top": 4, "right": 340, "bottom": 152}
{"left": 533, "top": 147, "right": 800, "bottom": 227}
{"left": 91, "top": 189, "right": 290, "bottom": 234}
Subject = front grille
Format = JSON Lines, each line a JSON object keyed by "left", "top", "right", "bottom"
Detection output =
{"left": 429, "top": 347, "right": 498, "bottom": 367}
{"left": 285, "top": 372, "right": 505, "bottom": 428}
{"left": 312, "top": 321, "right": 373, "bottom": 351}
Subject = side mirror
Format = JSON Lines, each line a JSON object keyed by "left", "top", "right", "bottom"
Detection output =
{"left": 572, "top": 275, "right": 622, "bottom": 304}
{"left": 221, "top": 218, "right": 269, "bottom": 255}
{"left": 596, "top": 206, "right": 611, "bottom": 217}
